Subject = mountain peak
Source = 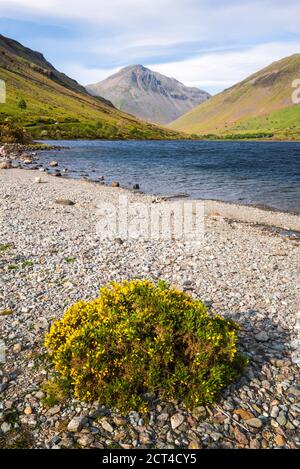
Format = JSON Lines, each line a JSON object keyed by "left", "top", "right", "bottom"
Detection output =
{"left": 87, "top": 65, "right": 210, "bottom": 124}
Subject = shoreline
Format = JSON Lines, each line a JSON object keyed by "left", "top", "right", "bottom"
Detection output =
{"left": 2, "top": 141, "right": 300, "bottom": 223}
{"left": 0, "top": 167, "right": 299, "bottom": 449}
{"left": 9, "top": 167, "right": 300, "bottom": 232}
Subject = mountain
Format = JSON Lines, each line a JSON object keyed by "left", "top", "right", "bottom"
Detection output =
{"left": 86, "top": 65, "right": 211, "bottom": 125}
{"left": 170, "top": 54, "right": 300, "bottom": 140}
{"left": 0, "top": 34, "right": 181, "bottom": 140}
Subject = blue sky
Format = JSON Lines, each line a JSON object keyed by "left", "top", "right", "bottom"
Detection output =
{"left": 0, "top": 0, "right": 300, "bottom": 94}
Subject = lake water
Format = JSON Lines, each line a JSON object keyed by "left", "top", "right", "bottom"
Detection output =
{"left": 39, "top": 140, "right": 300, "bottom": 213}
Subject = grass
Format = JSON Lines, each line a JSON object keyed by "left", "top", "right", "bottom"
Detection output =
{"left": 0, "top": 36, "right": 183, "bottom": 141}
{"left": 170, "top": 54, "right": 300, "bottom": 140}
{"left": 64, "top": 257, "right": 77, "bottom": 263}
{"left": 0, "top": 309, "right": 13, "bottom": 316}
{"left": 0, "top": 243, "right": 12, "bottom": 253}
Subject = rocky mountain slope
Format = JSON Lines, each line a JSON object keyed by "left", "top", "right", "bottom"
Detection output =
{"left": 87, "top": 64, "right": 210, "bottom": 125}
{"left": 170, "top": 54, "right": 300, "bottom": 140}
{"left": 0, "top": 35, "right": 181, "bottom": 140}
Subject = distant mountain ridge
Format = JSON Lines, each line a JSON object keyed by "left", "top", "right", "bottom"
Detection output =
{"left": 170, "top": 54, "right": 300, "bottom": 140}
{"left": 0, "top": 34, "right": 181, "bottom": 140}
{"left": 86, "top": 64, "right": 211, "bottom": 125}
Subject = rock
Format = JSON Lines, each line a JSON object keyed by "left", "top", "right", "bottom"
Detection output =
{"left": 50, "top": 161, "right": 58, "bottom": 167}
{"left": 233, "top": 427, "right": 248, "bottom": 445}
{"left": 111, "top": 181, "right": 120, "bottom": 187}
{"left": 53, "top": 171, "right": 62, "bottom": 177}
{"left": 23, "top": 159, "right": 33, "bottom": 165}
{"left": 249, "top": 438, "right": 260, "bottom": 449}
{"left": 234, "top": 409, "right": 255, "bottom": 420}
{"left": 35, "top": 177, "right": 42, "bottom": 184}
{"left": 24, "top": 406, "right": 32, "bottom": 415}
{"left": 13, "top": 343, "right": 22, "bottom": 353}
{"left": 270, "top": 406, "right": 279, "bottom": 418}
{"left": 67, "top": 416, "right": 87, "bottom": 433}
{"left": 0, "top": 161, "right": 12, "bottom": 170}
{"left": 47, "top": 405, "right": 61, "bottom": 416}
{"left": 1, "top": 422, "right": 11, "bottom": 433}
{"left": 246, "top": 418, "right": 263, "bottom": 429}
{"left": 35, "top": 391, "right": 45, "bottom": 400}
{"left": 192, "top": 406, "right": 206, "bottom": 419}
{"left": 133, "top": 184, "right": 140, "bottom": 190}
{"left": 139, "top": 433, "right": 152, "bottom": 445}
{"left": 188, "top": 440, "right": 202, "bottom": 449}
{"left": 274, "top": 435, "right": 286, "bottom": 447}
{"left": 276, "top": 411, "right": 287, "bottom": 427}
{"left": 115, "top": 238, "right": 123, "bottom": 245}
{"left": 101, "top": 419, "right": 114, "bottom": 433}
{"left": 170, "top": 413, "right": 184, "bottom": 430}
{"left": 113, "top": 416, "right": 127, "bottom": 426}
{"left": 55, "top": 199, "right": 75, "bottom": 206}
{"left": 255, "top": 331, "right": 269, "bottom": 342}
{"left": 77, "top": 434, "right": 94, "bottom": 447}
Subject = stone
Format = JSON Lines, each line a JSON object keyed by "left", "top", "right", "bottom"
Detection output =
{"left": 192, "top": 406, "right": 207, "bottom": 419}
{"left": 77, "top": 434, "right": 94, "bottom": 447}
{"left": 35, "top": 177, "right": 42, "bottom": 183}
{"left": 250, "top": 438, "right": 260, "bottom": 449}
{"left": 133, "top": 184, "right": 140, "bottom": 190}
{"left": 24, "top": 406, "right": 32, "bottom": 415}
{"left": 170, "top": 413, "right": 184, "bottom": 430}
{"left": 0, "top": 161, "right": 12, "bottom": 170}
{"left": 276, "top": 411, "right": 287, "bottom": 427}
{"left": 47, "top": 405, "right": 61, "bottom": 416}
{"left": 233, "top": 427, "right": 248, "bottom": 445}
{"left": 67, "top": 416, "right": 87, "bottom": 433}
{"left": 55, "top": 199, "right": 75, "bottom": 206}
{"left": 50, "top": 161, "right": 58, "bottom": 167}
{"left": 111, "top": 181, "right": 120, "bottom": 187}
{"left": 255, "top": 331, "right": 269, "bottom": 342}
{"left": 13, "top": 343, "right": 22, "bottom": 353}
{"left": 139, "top": 433, "right": 152, "bottom": 445}
{"left": 1, "top": 422, "right": 11, "bottom": 433}
{"left": 270, "top": 406, "right": 279, "bottom": 418}
{"left": 113, "top": 416, "right": 127, "bottom": 426}
{"left": 234, "top": 409, "right": 255, "bottom": 420}
{"left": 246, "top": 418, "right": 263, "bottom": 429}
{"left": 274, "top": 435, "right": 286, "bottom": 447}
{"left": 101, "top": 419, "right": 114, "bottom": 433}
{"left": 188, "top": 440, "right": 202, "bottom": 449}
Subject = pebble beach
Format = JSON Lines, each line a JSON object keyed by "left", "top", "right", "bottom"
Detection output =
{"left": 0, "top": 164, "right": 300, "bottom": 449}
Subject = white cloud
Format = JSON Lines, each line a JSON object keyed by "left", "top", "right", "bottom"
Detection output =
{"left": 1, "top": 1, "right": 300, "bottom": 94}
{"left": 150, "top": 42, "right": 300, "bottom": 93}
{"left": 65, "top": 42, "right": 300, "bottom": 94}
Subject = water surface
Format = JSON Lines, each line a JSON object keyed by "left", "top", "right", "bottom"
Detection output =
{"left": 39, "top": 140, "right": 300, "bottom": 213}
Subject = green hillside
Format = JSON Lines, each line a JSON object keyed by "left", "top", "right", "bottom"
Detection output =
{"left": 0, "top": 34, "right": 181, "bottom": 140}
{"left": 170, "top": 54, "right": 300, "bottom": 140}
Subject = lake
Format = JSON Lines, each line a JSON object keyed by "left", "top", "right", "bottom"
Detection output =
{"left": 39, "top": 140, "right": 300, "bottom": 213}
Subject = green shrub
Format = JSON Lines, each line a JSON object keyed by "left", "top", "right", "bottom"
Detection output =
{"left": 18, "top": 98, "right": 27, "bottom": 110}
{"left": 0, "top": 123, "right": 32, "bottom": 144}
{"left": 45, "top": 280, "right": 247, "bottom": 412}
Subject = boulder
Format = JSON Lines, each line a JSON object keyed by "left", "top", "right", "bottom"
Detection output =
{"left": 0, "top": 161, "right": 12, "bottom": 170}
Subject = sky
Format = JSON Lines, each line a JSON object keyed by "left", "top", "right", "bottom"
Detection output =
{"left": 0, "top": 0, "right": 300, "bottom": 94}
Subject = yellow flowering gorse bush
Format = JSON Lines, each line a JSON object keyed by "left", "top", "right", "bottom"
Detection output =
{"left": 45, "top": 280, "right": 247, "bottom": 411}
